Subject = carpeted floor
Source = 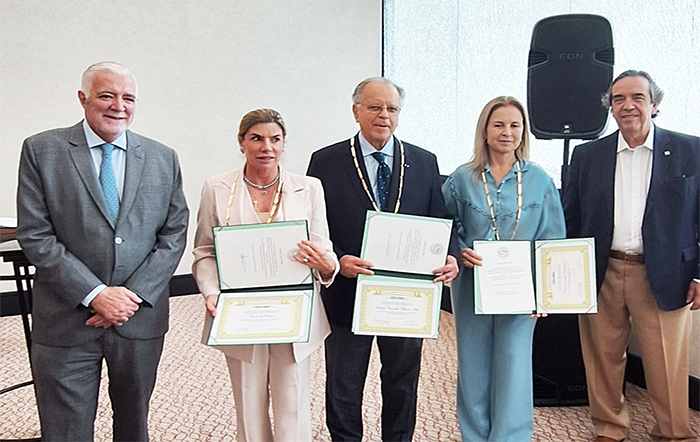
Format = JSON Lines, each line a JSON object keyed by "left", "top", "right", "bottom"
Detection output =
{"left": 1, "top": 295, "right": 698, "bottom": 441}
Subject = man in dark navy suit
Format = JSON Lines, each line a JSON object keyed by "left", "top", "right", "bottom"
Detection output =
{"left": 563, "top": 70, "right": 700, "bottom": 442}
{"left": 307, "top": 78, "right": 458, "bottom": 442}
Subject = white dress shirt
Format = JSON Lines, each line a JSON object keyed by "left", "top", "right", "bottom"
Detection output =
{"left": 611, "top": 127, "right": 655, "bottom": 253}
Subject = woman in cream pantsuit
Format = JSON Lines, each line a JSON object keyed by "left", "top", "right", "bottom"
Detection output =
{"left": 192, "top": 109, "right": 339, "bottom": 442}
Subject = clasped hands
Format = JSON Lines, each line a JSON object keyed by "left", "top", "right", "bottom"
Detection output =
{"left": 85, "top": 286, "right": 143, "bottom": 328}
{"left": 339, "top": 254, "right": 459, "bottom": 284}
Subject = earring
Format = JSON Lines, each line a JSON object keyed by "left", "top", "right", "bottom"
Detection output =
{"left": 240, "top": 148, "right": 245, "bottom": 154}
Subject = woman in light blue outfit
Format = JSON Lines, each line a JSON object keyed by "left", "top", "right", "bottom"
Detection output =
{"left": 442, "top": 96, "right": 566, "bottom": 442}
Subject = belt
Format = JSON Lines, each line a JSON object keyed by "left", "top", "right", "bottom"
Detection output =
{"left": 609, "top": 250, "right": 644, "bottom": 264}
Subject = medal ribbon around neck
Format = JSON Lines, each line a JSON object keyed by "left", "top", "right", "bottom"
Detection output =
{"left": 225, "top": 169, "right": 284, "bottom": 225}
{"left": 481, "top": 161, "right": 522, "bottom": 241}
{"left": 349, "top": 134, "right": 405, "bottom": 213}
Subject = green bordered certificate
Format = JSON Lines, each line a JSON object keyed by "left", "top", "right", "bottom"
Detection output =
{"left": 209, "top": 220, "right": 315, "bottom": 345}
{"left": 473, "top": 238, "right": 597, "bottom": 315}
{"left": 213, "top": 220, "right": 312, "bottom": 291}
{"left": 473, "top": 240, "right": 536, "bottom": 314}
{"left": 206, "top": 289, "right": 313, "bottom": 345}
{"left": 360, "top": 211, "right": 452, "bottom": 275}
{"left": 534, "top": 238, "right": 597, "bottom": 314}
{"left": 351, "top": 274, "right": 442, "bottom": 339}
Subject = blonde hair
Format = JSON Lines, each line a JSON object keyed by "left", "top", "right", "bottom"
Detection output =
{"left": 469, "top": 96, "right": 530, "bottom": 176}
{"left": 237, "top": 108, "right": 286, "bottom": 144}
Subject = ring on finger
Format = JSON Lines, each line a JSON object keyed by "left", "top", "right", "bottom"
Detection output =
{"left": 302, "top": 256, "right": 309, "bottom": 263}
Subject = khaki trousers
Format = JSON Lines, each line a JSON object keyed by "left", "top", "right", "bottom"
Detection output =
{"left": 579, "top": 257, "right": 695, "bottom": 442}
{"left": 226, "top": 344, "right": 311, "bottom": 442}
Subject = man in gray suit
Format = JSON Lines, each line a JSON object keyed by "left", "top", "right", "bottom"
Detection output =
{"left": 16, "top": 61, "right": 189, "bottom": 441}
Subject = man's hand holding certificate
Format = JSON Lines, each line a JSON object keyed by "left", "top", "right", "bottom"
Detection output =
{"left": 352, "top": 212, "right": 453, "bottom": 339}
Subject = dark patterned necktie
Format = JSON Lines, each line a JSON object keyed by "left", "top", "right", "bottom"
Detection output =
{"left": 372, "top": 151, "right": 391, "bottom": 211}
{"left": 100, "top": 143, "right": 120, "bottom": 223}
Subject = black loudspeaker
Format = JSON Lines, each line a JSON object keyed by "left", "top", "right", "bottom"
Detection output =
{"left": 527, "top": 14, "right": 614, "bottom": 140}
{"left": 532, "top": 315, "right": 589, "bottom": 406}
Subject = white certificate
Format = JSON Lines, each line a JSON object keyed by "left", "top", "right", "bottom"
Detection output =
{"left": 360, "top": 211, "right": 452, "bottom": 275}
{"left": 206, "top": 289, "right": 312, "bottom": 345}
{"left": 473, "top": 240, "right": 536, "bottom": 314}
{"left": 352, "top": 274, "right": 441, "bottom": 339}
{"left": 535, "top": 238, "right": 597, "bottom": 314}
{"left": 213, "top": 221, "right": 312, "bottom": 291}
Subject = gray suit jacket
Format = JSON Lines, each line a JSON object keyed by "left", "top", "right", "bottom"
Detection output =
{"left": 16, "top": 122, "right": 189, "bottom": 346}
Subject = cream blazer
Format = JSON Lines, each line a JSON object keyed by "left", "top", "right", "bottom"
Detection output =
{"left": 192, "top": 168, "right": 338, "bottom": 363}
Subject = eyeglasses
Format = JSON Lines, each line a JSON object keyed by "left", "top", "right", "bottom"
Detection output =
{"left": 358, "top": 103, "right": 401, "bottom": 116}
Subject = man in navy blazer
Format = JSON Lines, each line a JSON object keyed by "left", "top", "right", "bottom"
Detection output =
{"left": 16, "top": 62, "right": 189, "bottom": 441}
{"left": 563, "top": 70, "right": 700, "bottom": 442}
{"left": 307, "top": 78, "right": 458, "bottom": 441}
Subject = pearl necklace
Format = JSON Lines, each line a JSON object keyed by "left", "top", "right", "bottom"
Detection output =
{"left": 481, "top": 161, "right": 522, "bottom": 241}
{"left": 225, "top": 170, "right": 283, "bottom": 225}
{"left": 243, "top": 171, "right": 280, "bottom": 195}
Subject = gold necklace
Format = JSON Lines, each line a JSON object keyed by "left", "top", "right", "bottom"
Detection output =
{"left": 481, "top": 161, "right": 522, "bottom": 241}
{"left": 225, "top": 170, "right": 284, "bottom": 225}
{"left": 349, "top": 134, "right": 405, "bottom": 213}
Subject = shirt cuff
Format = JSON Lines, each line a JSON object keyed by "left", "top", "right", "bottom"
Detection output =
{"left": 693, "top": 278, "right": 700, "bottom": 285}
{"left": 82, "top": 284, "right": 107, "bottom": 307}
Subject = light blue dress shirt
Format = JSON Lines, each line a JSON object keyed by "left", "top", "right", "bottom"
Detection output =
{"left": 81, "top": 120, "right": 128, "bottom": 306}
{"left": 358, "top": 132, "right": 394, "bottom": 204}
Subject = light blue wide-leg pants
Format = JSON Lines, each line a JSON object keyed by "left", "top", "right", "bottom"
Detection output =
{"left": 452, "top": 275, "right": 537, "bottom": 442}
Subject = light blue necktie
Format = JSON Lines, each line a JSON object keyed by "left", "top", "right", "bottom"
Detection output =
{"left": 372, "top": 151, "right": 391, "bottom": 211}
{"left": 100, "top": 143, "right": 120, "bottom": 223}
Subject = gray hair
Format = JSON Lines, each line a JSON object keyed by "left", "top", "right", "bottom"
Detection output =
{"left": 352, "top": 77, "right": 405, "bottom": 107}
{"left": 80, "top": 61, "right": 138, "bottom": 96}
{"left": 602, "top": 69, "right": 663, "bottom": 118}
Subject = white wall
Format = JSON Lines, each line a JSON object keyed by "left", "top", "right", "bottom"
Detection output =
{"left": 384, "top": 0, "right": 700, "bottom": 378}
{"left": 0, "top": 0, "right": 382, "bottom": 277}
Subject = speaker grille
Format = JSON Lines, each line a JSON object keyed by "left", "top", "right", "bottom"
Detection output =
{"left": 527, "top": 14, "right": 614, "bottom": 140}
{"left": 528, "top": 50, "right": 549, "bottom": 67}
{"left": 595, "top": 48, "right": 615, "bottom": 65}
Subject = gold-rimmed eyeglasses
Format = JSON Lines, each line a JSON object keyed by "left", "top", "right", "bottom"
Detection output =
{"left": 357, "top": 103, "right": 401, "bottom": 116}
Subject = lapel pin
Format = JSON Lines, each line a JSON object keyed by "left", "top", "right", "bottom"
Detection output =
{"left": 664, "top": 150, "right": 671, "bottom": 156}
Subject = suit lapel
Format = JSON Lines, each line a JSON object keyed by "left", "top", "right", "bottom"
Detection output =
{"left": 67, "top": 124, "right": 115, "bottom": 225}
{"left": 342, "top": 134, "right": 376, "bottom": 210}
{"left": 119, "top": 131, "right": 145, "bottom": 226}
{"left": 645, "top": 126, "right": 671, "bottom": 216}
{"left": 599, "top": 133, "right": 617, "bottom": 221}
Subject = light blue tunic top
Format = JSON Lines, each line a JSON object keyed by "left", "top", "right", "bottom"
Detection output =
{"left": 442, "top": 160, "right": 566, "bottom": 442}
{"left": 442, "top": 160, "right": 567, "bottom": 303}
{"left": 442, "top": 160, "right": 566, "bottom": 254}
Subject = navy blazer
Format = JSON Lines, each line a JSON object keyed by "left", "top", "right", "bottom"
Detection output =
{"left": 562, "top": 126, "right": 700, "bottom": 311}
{"left": 307, "top": 134, "right": 458, "bottom": 327}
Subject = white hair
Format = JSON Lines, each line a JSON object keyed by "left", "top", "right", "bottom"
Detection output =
{"left": 80, "top": 61, "right": 138, "bottom": 96}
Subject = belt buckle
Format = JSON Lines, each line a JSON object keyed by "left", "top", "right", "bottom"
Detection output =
{"left": 623, "top": 251, "right": 641, "bottom": 263}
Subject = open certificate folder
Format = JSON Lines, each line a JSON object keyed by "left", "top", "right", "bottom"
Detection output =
{"left": 473, "top": 238, "right": 597, "bottom": 315}
{"left": 352, "top": 211, "right": 452, "bottom": 339}
{"left": 206, "top": 220, "right": 314, "bottom": 346}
